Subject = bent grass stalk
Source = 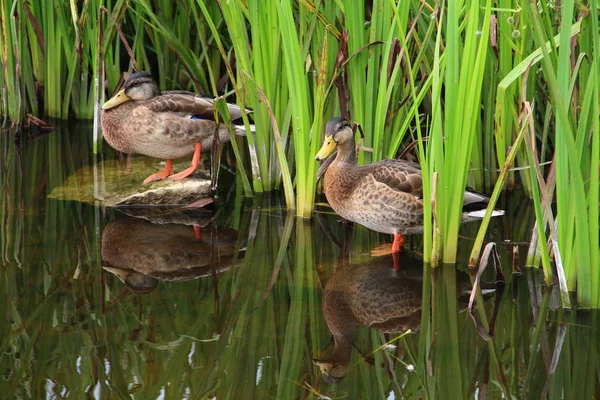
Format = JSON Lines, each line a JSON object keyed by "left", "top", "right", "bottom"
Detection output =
{"left": 469, "top": 115, "right": 526, "bottom": 267}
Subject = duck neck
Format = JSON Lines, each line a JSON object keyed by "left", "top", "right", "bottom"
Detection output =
{"left": 323, "top": 298, "right": 356, "bottom": 365}
{"left": 330, "top": 333, "right": 353, "bottom": 366}
{"left": 335, "top": 142, "right": 357, "bottom": 164}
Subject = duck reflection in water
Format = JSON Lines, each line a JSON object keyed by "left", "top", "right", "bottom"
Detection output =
{"left": 315, "top": 252, "right": 493, "bottom": 383}
{"left": 102, "top": 216, "right": 244, "bottom": 294}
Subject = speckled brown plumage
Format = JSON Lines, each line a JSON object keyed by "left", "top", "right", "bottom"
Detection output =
{"left": 101, "top": 72, "right": 247, "bottom": 161}
{"left": 318, "top": 118, "right": 425, "bottom": 235}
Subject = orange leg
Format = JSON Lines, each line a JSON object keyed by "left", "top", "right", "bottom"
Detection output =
{"left": 193, "top": 225, "right": 201, "bottom": 240}
{"left": 182, "top": 197, "right": 215, "bottom": 209}
{"left": 170, "top": 143, "right": 202, "bottom": 181}
{"left": 392, "top": 233, "right": 405, "bottom": 253}
{"left": 392, "top": 234, "right": 404, "bottom": 271}
{"left": 143, "top": 159, "right": 174, "bottom": 184}
{"left": 393, "top": 251, "right": 401, "bottom": 271}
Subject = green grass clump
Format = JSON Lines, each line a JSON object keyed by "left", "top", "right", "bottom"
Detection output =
{"left": 1, "top": 0, "right": 599, "bottom": 305}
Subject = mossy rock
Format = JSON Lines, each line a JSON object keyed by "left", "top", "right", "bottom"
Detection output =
{"left": 48, "top": 157, "right": 213, "bottom": 206}
{"left": 116, "top": 205, "right": 215, "bottom": 226}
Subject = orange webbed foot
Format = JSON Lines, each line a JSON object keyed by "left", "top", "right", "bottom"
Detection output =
{"left": 371, "top": 243, "right": 395, "bottom": 257}
{"left": 170, "top": 166, "right": 197, "bottom": 181}
{"left": 143, "top": 159, "right": 174, "bottom": 184}
{"left": 371, "top": 234, "right": 405, "bottom": 260}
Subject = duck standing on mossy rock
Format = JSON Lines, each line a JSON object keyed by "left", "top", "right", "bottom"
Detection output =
{"left": 101, "top": 72, "right": 252, "bottom": 185}
{"left": 315, "top": 117, "right": 503, "bottom": 261}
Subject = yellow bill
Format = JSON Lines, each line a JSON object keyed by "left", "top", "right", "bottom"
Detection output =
{"left": 102, "top": 89, "right": 130, "bottom": 110}
{"left": 102, "top": 266, "right": 129, "bottom": 283}
{"left": 315, "top": 135, "right": 336, "bottom": 161}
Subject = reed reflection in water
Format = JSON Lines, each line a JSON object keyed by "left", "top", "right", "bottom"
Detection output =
{"left": 1, "top": 124, "right": 597, "bottom": 399}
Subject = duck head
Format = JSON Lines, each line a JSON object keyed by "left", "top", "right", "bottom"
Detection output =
{"left": 102, "top": 72, "right": 160, "bottom": 110}
{"left": 103, "top": 266, "right": 159, "bottom": 294}
{"left": 313, "top": 358, "right": 350, "bottom": 384}
{"left": 315, "top": 117, "right": 355, "bottom": 161}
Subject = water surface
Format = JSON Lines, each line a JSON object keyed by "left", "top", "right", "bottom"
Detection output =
{"left": 1, "top": 123, "right": 597, "bottom": 399}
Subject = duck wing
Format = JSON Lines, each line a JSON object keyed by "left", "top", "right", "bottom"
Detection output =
{"left": 362, "top": 159, "right": 495, "bottom": 212}
{"left": 145, "top": 94, "right": 245, "bottom": 120}
{"left": 366, "top": 159, "right": 423, "bottom": 198}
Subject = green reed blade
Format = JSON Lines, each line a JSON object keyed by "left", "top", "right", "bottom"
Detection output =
{"left": 588, "top": 0, "right": 600, "bottom": 307}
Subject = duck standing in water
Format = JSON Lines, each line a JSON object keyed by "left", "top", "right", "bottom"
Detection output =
{"left": 101, "top": 72, "right": 251, "bottom": 184}
{"left": 315, "top": 117, "right": 499, "bottom": 257}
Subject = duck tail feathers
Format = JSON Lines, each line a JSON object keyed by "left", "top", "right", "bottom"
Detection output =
{"left": 227, "top": 103, "right": 253, "bottom": 120}
{"left": 466, "top": 209, "right": 505, "bottom": 219}
{"left": 234, "top": 124, "right": 256, "bottom": 136}
{"left": 463, "top": 190, "right": 490, "bottom": 205}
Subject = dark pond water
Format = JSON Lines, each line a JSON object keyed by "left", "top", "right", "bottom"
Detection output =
{"left": 1, "top": 123, "right": 598, "bottom": 399}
